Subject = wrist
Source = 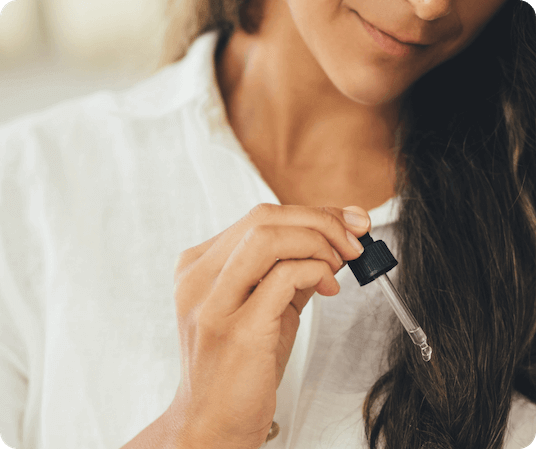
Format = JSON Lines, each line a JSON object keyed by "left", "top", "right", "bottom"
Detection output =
{"left": 166, "top": 393, "right": 268, "bottom": 449}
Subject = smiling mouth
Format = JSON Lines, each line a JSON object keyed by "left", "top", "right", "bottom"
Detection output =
{"left": 368, "top": 23, "right": 431, "bottom": 47}
{"left": 352, "top": 10, "right": 430, "bottom": 57}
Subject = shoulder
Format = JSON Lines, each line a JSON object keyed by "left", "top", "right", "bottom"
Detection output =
{"left": 0, "top": 90, "right": 116, "bottom": 176}
{"left": 0, "top": 29, "right": 222, "bottom": 196}
{"left": 0, "top": 30, "right": 220, "bottom": 153}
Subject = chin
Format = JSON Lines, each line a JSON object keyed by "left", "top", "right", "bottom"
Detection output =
{"left": 324, "top": 60, "right": 408, "bottom": 106}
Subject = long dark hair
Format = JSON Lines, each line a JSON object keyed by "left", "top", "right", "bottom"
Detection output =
{"left": 165, "top": 0, "right": 536, "bottom": 446}
{"left": 364, "top": 1, "right": 536, "bottom": 447}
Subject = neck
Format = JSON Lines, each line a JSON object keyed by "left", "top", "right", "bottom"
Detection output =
{"left": 215, "top": 0, "right": 408, "bottom": 208}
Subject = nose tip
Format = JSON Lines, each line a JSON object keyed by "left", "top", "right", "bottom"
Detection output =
{"left": 409, "top": 0, "right": 452, "bottom": 21}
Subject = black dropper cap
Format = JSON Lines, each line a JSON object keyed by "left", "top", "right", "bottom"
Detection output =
{"left": 346, "top": 232, "right": 398, "bottom": 286}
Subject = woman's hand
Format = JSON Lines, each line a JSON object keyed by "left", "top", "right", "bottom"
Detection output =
{"left": 167, "top": 204, "right": 370, "bottom": 449}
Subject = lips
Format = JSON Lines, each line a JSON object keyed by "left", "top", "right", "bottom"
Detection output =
{"left": 353, "top": 10, "right": 430, "bottom": 57}
{"left": 371, "top": 24, "right": 431, "bottom": 47}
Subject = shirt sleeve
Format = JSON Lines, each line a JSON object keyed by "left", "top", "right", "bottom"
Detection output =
{"left": 0, "top": 93, "right": 119, "bottom": 449}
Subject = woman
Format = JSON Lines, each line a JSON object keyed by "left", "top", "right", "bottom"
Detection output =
{"left": 0, "top": 0, "right": 535, "bottom": 448}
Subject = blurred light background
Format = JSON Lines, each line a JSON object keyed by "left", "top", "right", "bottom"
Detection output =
{"left": 0, "top": 0, "right": 168, "bottom": 124}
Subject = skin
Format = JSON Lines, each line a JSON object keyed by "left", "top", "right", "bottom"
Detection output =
{"left": 216, "top": 0, "right": 510, "bottom": 211}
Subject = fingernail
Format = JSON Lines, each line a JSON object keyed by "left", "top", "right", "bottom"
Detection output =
{"left": 346, "top": 230, "right": 364, "bottom": 254}
{"left": 342, "top": 207, "right": 370, "bottom": 228}
{"left": 332, "top": 247, "right": 343, "bottom": 266}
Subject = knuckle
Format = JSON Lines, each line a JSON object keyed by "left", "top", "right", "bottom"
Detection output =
{"left": 173, "top": 255, "right": 197, "bottom": 287}
{"left": 317, "top": 206, "right": 341, "bottom": 230}
{"left": 195, "top": 305, "right": 213, "bottom": 330}
{"left": 195, "top": 305, "right": 246, "bottom": 349}
{"left": 320, "top": 259, "right": 333, "bottom": 275}
{"left": 173, "top": 265, "right": 211, "bottom": 319}
{"left": 314, "top": 229, "right": 330, "bottom": 247}
{"left": 250, "top": 203, "right": 279, "bottom": 220}
{"left": 196, "top": 303, "right": 224, "bottom": 337}
{"left": 271, "top": 259, "right": 331, "bottom": 291}
{"left": 173, "top": 278, "right": 195, "bottom": 318}
{"left": 310, "top": 259, "right": 332, "bottom": 280}
{"left": 244, "top": 224, "right": 276, "bottom": 249}
{"left": 311, "top": 233, "right": 332, "bottom": 259}
{"left": 271, "top": 259, "right": 294, "bottom": 282}
{"left": 174, "top": 246, "right": 199, "bottom": 274}
{"left": 311, "top": 260, "right": 334, "bottom": 288}
{"left": 173, "top": 251, "right": 188, "bottom": 274}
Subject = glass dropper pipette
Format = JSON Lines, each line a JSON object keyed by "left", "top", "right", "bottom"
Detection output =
{"left": 346, "top": 232, "right": 432, "bottom": 362}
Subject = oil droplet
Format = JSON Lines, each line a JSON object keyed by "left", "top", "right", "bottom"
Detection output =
{"left": 420, "top": 343, "right": 432, "bottom": 362}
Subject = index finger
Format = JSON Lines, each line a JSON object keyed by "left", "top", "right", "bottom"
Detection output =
{"left": 187, "top": 203, "right": 370, "bottom": 280}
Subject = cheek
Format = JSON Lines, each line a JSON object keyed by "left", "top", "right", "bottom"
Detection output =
{"left": 295, "top": 8, "right": 427, "bottom": 104}
{"left": 285, "top": 0, "right": 483, "bottom": 107}
{"left": 285, "top": 0, "right": 340, "bottom": 34}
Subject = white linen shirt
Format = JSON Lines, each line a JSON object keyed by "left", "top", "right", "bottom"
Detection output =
{"left": 0, "top": 29, "right": 535, "bottom": 449}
